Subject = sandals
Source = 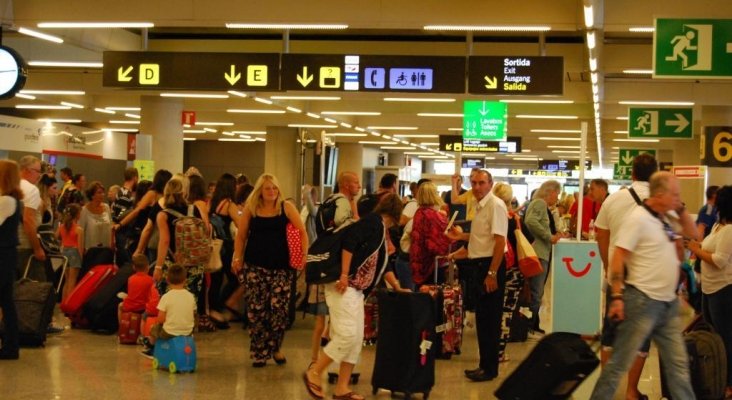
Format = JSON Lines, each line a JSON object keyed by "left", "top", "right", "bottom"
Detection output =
{"left": 197, "top": 315, "right": 217, "bottom": 333}
{"left": 302, "top": 372, "right": 324, "bottom": 399}
{"left": 332, "top": 392, "right": 365, "bottom": 400}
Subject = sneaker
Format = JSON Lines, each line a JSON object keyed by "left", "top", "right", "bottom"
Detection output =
{"left": 140, "top": 347, "right": 154, "bottom": 359}
{"left": 47, "top": 325, "right": 64, "bottom": 334}
{"left": 141, "top": 337, "right": 153, "bottom": 348}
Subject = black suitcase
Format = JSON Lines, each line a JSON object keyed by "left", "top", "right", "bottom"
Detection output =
{"left": 9, "top": 279, "right": 56, "bottom": 346}
{"left": 371, "top": 291, "right": 436, "bottom": 399}
{"left": 79, "top": 247, "right": 115, "bottom": 278}
{"left": 83, "top": 264, "right": 133, "bottom": 333}
{"left": 495, "top": 332, "right": 600, "bottom": 400}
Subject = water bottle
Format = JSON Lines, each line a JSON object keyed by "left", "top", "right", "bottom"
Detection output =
{"left": 588, "top": 219, "right": 596, "bottom": 241}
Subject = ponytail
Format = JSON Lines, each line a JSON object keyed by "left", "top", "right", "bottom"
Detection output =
{"left": 63, "top": 203, "right": 81, "bottom": 232}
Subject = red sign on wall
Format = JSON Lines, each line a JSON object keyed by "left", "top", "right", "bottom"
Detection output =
{"left": 127, "top": 133, "right": 137, "bottom": 161}
{"left": 181, "top": 111, "right": 196, "bottom": 126}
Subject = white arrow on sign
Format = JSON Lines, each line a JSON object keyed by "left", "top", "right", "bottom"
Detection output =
{"left": 665, "top": 113, "right": 689, "bottom": 133}
{"left": 621, "top": 151, "right": 634, "bottom": 164}
{"left": 478, "top": 101, "right": 489, "bottom": 116}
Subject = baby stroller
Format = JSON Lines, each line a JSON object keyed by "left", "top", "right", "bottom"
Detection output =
{"left": 24, "top": 224, "right": 68, "bottom": 293}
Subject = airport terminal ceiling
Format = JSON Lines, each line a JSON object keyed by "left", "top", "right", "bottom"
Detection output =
{"left": 1, "top": 0, "right": 732, "bottom": 170}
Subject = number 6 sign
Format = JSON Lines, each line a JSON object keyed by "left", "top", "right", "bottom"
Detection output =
{"left": 702, "top": 127, "right": 732, "bottom": 167}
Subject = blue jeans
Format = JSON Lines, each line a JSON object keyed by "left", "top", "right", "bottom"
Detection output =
{"left": 528, "top": 258, "right": 550, "bottom": 328}
{"left": 590, "top": 285, "right": 695, "bottom": 399}
{"left": 394, "top": 257, "right": 415, "bottom": 291}
{"left": 704, "top": 284, "right": 732, "bottom": 386}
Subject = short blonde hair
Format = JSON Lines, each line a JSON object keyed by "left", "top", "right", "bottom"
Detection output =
{"left": 247, "top": 173, "right": 284, "bottom": 215}
{"left": 416, "top": 182, "right": 444, "bottom": 208}
{"left": 492, "top": 182, "right": 513, "bottom": 208}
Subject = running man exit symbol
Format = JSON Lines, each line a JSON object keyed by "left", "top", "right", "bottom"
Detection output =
{"left": 665, "top": 24, "right": 712, "bottom": 71}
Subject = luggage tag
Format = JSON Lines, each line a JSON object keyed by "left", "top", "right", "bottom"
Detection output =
{"left": 419, "top": 331, "right": 432, "bottom": 366}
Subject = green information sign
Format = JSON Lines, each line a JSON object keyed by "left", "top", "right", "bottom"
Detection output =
{"left": 654, "top": 18, "right": 732, "bottom": 79}
{"left": 463, "top": 101, "right": 507, "bottom": 141}
{"left": 133, "top": 159, "right": 155, "bottom": 181}
{"left": 628, "top": 107, "right": 693, "bottom": 139}
{"left": 614, "top": 149, "right": 657, "bottom": 180}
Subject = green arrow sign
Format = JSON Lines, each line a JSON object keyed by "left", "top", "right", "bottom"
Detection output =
{"left": 628, "top": 108, "right": 693, "bottom": 138}
{"left": 654, "top": 18, "right": 732, "bottom": 79}
{"left": 463, "top": 101, "right": 507, "bottom": 141}
{"left": 614, "top": 149, "right": 657, "bottom": 180}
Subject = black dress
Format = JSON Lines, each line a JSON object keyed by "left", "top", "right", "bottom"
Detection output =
{"left": 0, "top": 197, "right": 22, "bottom": 357}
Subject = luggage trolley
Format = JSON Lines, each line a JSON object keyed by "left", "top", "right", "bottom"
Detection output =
{"left": 24, "top": 224, "right": 68, "bottom": 294}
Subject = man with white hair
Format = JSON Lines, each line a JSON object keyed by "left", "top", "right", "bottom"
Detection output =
{"left": 16, "top": 155, "right": 47, "bottom": 279}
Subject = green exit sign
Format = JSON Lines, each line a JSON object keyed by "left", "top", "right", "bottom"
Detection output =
{"left": 463, "top": 101, "right": 507, "bottom": 141}
{"left": 628, "top": 108, "right": 693, "bottom": 139}
{"left": 654, "top": 18, "right": 732, "bottom": 79}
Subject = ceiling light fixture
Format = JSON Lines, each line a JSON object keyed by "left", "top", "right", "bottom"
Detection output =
{"left": 17, "top": 27, "right": 64, "bottom": 43}
{"left": 60, "top": 101, "right": 84, "bottom": 109}
{"left": 286, "top": 106, "right": 302, "bottom": 113}
{"left": 622, "top": 69, "right": 653, "bottom": 74}
{"left": 384, "top": 97, "right": 455, "bottom": 103}
{"left": 29, "top": 60, "right": 103, "bottom": 68}
{"left": 183, "top": 129, "right": 206, "bottom": 134}
{"left": 359, "top": 141, "right": 395, "bottom": 145}
{"left": 109, "top": 120, "right": 140, "bottom": 125}
{"left": 586, "top": 31, "right": 596, "bottom": 49}
{"left": 196, "top": 122, "right": 234, "bottom": 126}
{"left": 629, "top": 27, "right": 654, "bottom": 33}
{"left": 367, "top": 126, "right": 418, "bottom": 130}
{"left": 424, "top": 25, "right": 551, "bottom": 32}
{"left": 160, "top": 93, "right": 229, "bottom": 99}
{"left": 16, "top": 104, "right": 71, "bottom": 110}
{"left": 231, "top": 131, "right": 266, "bottom": 135}
{"left": 124, "top": 113, "right": 140, "bottom": 119}
{"left": 270, "top": 95, "right": 341, "bottom": 101}
{"left": 340, "top": 122, "right": 352, "bottom": 128}
{"left": 103, "top": 128, "right": 138, "bottom": 133}
{"left": 392, "top": 134, "right": 439, "bottom": 138}
{"left": 613, "top": 130, "right": 628, "bottom": 134}
{"left": 538, "top": 137, "right": 582, "bottom": 141}
{"left": 227, "top": 90, "right": 248, "bottom": 98}
{"left": 325, "top": 133, "right": 367, "bottom": 137}
{"left": 613, "top": 139, "right": 660, "bottom": 143}
{"left": 38, "top": 22, "right": 155, "bottom": 29}
{"left": 288, "top": 124, "right": 337, "bottom": 128}
{"left": 306, "top": 112, "right": 321, "bottom": 119}
{"left": 499, "top": 99, "right": 574, "bottom": 104}
{"left": 226, "top": 109, "right": 286, "bottom": 114}
{"left": 583, "top": 5, "right": 594, "bottom": 28}
{"left": 15, "top": 93, "right": 36, "bottom": 100}
{"left": 381, "top": 146, "right": 416, "bottom": 150}
{"left": 183, "top": 138, "right": 196, "bottom": 141}
{"left": 20, "top": 90, "right": 85, "bottom": 95}
{"left": 530, "top": 129, "right": 581, "bottom": 133}
{"left": 105, "top": 106, "right": 140, "bottom": 111}
{"left": 516, "top": 115, "right": 579, "bottom": 120}
{"left": 225, "top": 23, "right": 348, "bottom": 30}
{"left": 203, "top": 128, "right": 217, "bottom": 133}
{"left": 618, "top": 100, "right": 695, "bottom": 106}
{"left": 218, "top": 138, "right": 257, "bottom": 142}
{"left": 321, "top": 111, "right": 381, "bottom": 116}
{"left": 417, "top": 113, "right": 463, "bottom": 117}
{"left": 324, "top": 117, "right": 338, "bottom": 123}
{"left": 94, "top": 108, "right": 115, "bottom": 114}
{"left": 38, "top": 118, "right": 81, "bottom": 123}
{"left": 253, "top": 97, "right": 273, "bottom": 105}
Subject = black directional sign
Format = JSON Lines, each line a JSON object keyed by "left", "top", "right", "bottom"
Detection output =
{"left": 281, "top": 54, "right": 466, "bottom": 93}
{"left": 102, "top": 52, "right": 280, "bottom": 91}
{"left": 468, "top": 56, "right": 563, "bottom": 95}
{"left": 439, "top": 135, "right": 522, "bottom": 153}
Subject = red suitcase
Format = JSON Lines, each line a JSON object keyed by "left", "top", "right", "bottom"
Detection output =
{"left": 363, "top": 291, "right": 379, "bottom": 345}
{"left": 118, "top": 311, "right": 142, "bottom": 344}
{"left": 419, "top": 256, "right": 463, "bottom": 358}
{"left": 61, "top": 264, "right": 117, "bottom": 327}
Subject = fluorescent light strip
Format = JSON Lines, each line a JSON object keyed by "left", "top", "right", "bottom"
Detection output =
{"left": 227, "top": 109, "right": 285, "bottom": 114}
{"left": 38, "top": 22, "right": 155, "bottom": 28}
{"left": 183, "top": 129, "right": 207, "bottom": 134}
{"left": 105, "top": 107, "right": 140, "bottom": 111}
{"left": 613, "top": 130, "right": 628, "bottom": 134}
{"left": 321, "top": 111, "right": 381, "bottom": 116}
{"left": 613, "top": 139, "right": 660, "bottom": 143}
{"left": 94, "top": 108, "right": 115, "bottom": 114}
{"left": 161, "top": 93, "right": 228, "bottom": 99}
{"left": 370, "top": 132, "right": 381, "bottom": 136}
{"left": 183, "top": 138, "right": 197, "bottom": 141}
{"left": 552, "top": 150, "right": 590, "bottom": 154}
{"left": 618, "top": 100, "right": 694, "bottom": 106}
{"left": 225, "top": 23, "right": 348, "bottom": 30}
{"left": 623, "top": 69, "right": 653, "bottom": 74}
{"left": 512, "top": 157, "right": 540, "bottom": 161}
{"left": 359, "top": 141, "right": 394, "bottom": 145}
{"left": 16, "top": 104, "right": 71, "bottom": 110}
{"left": 38, "top": 118, "right": 81, "bottom": 123}
{"left": 324, "top": 118, "right": 338, "bottom": 123}
{"left": 499, "top": 99, "right": 574, "bottom": 104}
{"left": 124, "top": 113, "right": 140, "bottom": 119}
{"left": 586, "top": 31, "right": 596, "bottom": 50}
{"left": 584, "top": 5, "right": 594, "bottom": 28}
{"left": 424, "top": 25, "right": 550, "bottom": 32}
{"left": 227, "top": 90, "right": 248, "bottom": 98}
{"left": 384, "top": 97, "right": 455, "bottom": 103}
{"left": 419, "top": 155, "right": 449, "bottom": 159}
{"left": 239, "top": 135, "right": 251, "bottom": 139}
{"left": 306, "top": 112, "right": 321, "bottom": 119}
{"left": 629, "top": 27, "right": 654, "bottom": 33}
{"left": 196, "top": 122, "right": 234, "bottom": 126}
{"left": 421, "top": 142, "right": 439, "bottom": 146}
{"left": 417, "top": 113, "right": 463, "bottom": 117}
{"left": 203, "top": 128, "right": 217, "bottom": 133}
{"left": 286, "top": 106, "right": 302, "bottom": 113}
{"left": 325, "top": 133, "right": 367, "bottom": 137}
{"left": 538, "top": 137, "right": 581, "bottom": 141}
{"left": 530, "top": 129, "right": 581, "bottom": 133}
{"left": 516, "top": 115, "right": 578, "bottom": 120}
{"left": 17, "top": 27, "right": 64, "bottom": 43}
{"left": 340, "top": 122, "right": 352, "bottom": 128}
{"left": 288, "top": 124, "right": 337, "bottom": 128}
{"left": 218, "top": 138, "right": 256, "bottom": 142}
{"left": 270, "top": 95, "right": 340, "bottom": 101}
{"left": 110, "top": 120, "right": 140, "bottom": 125}
{"left": 616, "top": 116, "right": 629, "bottom": 121}
{"left": 20, "top": 90, "right": 85, "bottom": 95}
{"left": 547, "top": 145, "right": 581, "bottom": 149}
{"left": 381, "top": 146, "right": 416, "bottom": 150}
{"left": 60, "top": 101, "right": 84, "bottom": 109}
{"left": 30, "top": 60, "right": 103, "bottom": 68}
{"left": 222, "top": 131, "right": 235, "bottom": 136}
{"left": 15, "top": 93, "right": 36, "bottom": 100}
{"left": 393, "top": 134, "right": 439, "bottom": 138}
{"left": 231, "top": 131, "right": 266, "bottom": 135}
{"left": 404, "top": 152, "right": 435, "bottom": 155}
{"left": 253, "top": 97, "right": 273, "bottom": 105}
{"left": 448, "top": 128, "right": 463, "bottom": 131}
{"left": 367, "top": 126, "right": 418, "bottom": 130}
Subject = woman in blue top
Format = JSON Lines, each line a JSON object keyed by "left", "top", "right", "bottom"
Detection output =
{"left": 232, "top": 173, "right": 308, "bottom": 367}
{"left": 0, "top": 160, "right": 24, "bottom": 360}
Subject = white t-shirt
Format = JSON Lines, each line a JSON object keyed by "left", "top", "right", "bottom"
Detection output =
{"left": 157, "top": 288, "right": 196, "bottom": 336}
{"left": 0, "top": 196, "right": 17, "bottom": 225}
{"left": 594, "top": 181, "right": 650, "bottom": 267}
{"left": 700, "top": 224, "right": 732, "bottom": 294}
{"left": 616, "top": 206, "right": 679, "bottom": 302}
{"left": 468, "top": 193, "right": 508, "bottom": 259}
{"left": 402, "top": 199, "right": 418, "bottom": 219}
{"left": 18, "top": 179, "right": 41, "bottom": 249}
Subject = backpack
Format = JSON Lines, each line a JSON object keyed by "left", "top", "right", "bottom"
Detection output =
{"left": 164, "top": 205, "right": 211, "bottom": 266}
{"left": 306, "top": 222, "right": 354, "bottom": 285}
{"left": 209, "top": 213, "right": 229, "bottom": 241}
{"left": 315, "top": 194, "right": 345, "bottom": 236}
{"left": 356, "top": 192, "right": 382, "bottom": 217}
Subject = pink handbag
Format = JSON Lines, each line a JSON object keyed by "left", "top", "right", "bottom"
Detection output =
{"left": 286, "top": 223, "right": 304, "bottom": 270}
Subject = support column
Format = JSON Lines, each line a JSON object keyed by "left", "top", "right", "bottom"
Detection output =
{"left": 336, "top": 142, "right": 364, "bottom": 178}
{"left": 140, "top": 95, "right": 183, "bottom": 173}
{"left": 265, "top": 126, "right": 300, "bottom": 200}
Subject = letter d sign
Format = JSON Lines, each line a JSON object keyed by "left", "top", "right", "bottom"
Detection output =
{"left": 139, "top": 64, "right": 160, "bottom": 85}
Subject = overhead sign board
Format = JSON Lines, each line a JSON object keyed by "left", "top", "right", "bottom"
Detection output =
{"left": 103, "top": 52, "right": 279, "bottom": 90}
{"left": 654, "top": 18, "right": 732, "bottom": 79}
{"left": 439, "top": 135, "right": 521, "bottom": 153}
{"left": 510, "top": 169, "right": 571, "bottom": 177}
{"left": 614, "top": 149, "right": 657, "bottom": 180}
{"left": 628, "top": 107, "right": 693, "bottom": 138}
{"left": 702, "top": 126, "right": 732, "bottom": 167}
{"left": 462, "top": 101, "right": 507, "bottom": 141}
{"left": 538, "top": 159, "right": 592, "bottom": 171}
{"left": 281, "top": 54, "right": 466, "bottom": 93}
{"left": 671, "top": 165, "right": 707, "bottom": 179}
{"left": 468, "top": 56, "right": 563, "bottom": 95}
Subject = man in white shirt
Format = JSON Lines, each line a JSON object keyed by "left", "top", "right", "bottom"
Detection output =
{"left": 591, "top": 172, "right": 696, "bottom": 399}
{"left": 447, "top": 170, "right": 508, "bottom": 382}
{"left": 16, "top": 156, "right": 48, "bottom": 281}
{"left": 594, "top": 153, "right": 656, "bottom": 400}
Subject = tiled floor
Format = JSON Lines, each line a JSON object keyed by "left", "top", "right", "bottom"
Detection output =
{"left": 1, "top": 284, "right": 693, "bottom": 400}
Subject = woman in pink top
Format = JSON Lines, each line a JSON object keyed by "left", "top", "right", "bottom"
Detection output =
{"left": 57, "top": 204, "right": 84, "bottom": 301}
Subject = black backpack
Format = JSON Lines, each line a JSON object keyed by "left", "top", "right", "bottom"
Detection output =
{"left": 315, "top": 194, "right": 344, "bottom": 236}
{"left": 306, "top": 222, "right": 354, "bottom": 285}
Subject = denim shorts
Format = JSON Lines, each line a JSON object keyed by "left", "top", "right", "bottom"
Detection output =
{"left": 62, "top": 247, "right": 82, "bottom": 269}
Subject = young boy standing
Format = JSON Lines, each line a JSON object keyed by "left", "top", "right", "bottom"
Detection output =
{"left": 141, "top": 264, "right": 196, "bottom": 358}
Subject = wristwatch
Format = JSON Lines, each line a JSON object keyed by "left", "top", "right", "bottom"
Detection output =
{"left": 487, "top": 270, "right": 496, "bottom": 277}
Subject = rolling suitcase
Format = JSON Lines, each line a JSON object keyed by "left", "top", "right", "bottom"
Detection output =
{"left": 495, "top": 332, "right": 600, "bottom": 400}
{"left": 419, "top": 256, "right": 463, "bottom": 358}
{"left": 60, "top": 264, "right": 117, "bottom": 327}
{"left": 84, "top": 265, "right": 134, "bottom": 333}
{"left": 3, "top": 278, "right": 56, "bottom": 347}
{"left": 371, "top": 290, "right": 436, "bottom": 399}
{"left": 118, "top": 311, "right": 143, "bottom": 344}
{"left": 363, "top": 291, "right": 379, "bottom": 345}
